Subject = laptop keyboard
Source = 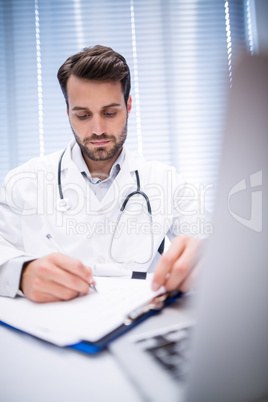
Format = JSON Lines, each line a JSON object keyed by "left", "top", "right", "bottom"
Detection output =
{"left": 135, "top": 325, "right": 193, "bottom": 382}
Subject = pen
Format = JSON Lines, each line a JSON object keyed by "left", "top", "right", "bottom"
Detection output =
{"left": 46, "top": 234, "right": 98, "bottom": 292}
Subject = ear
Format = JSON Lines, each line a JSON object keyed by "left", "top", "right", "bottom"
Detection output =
{"left": 127, "top": 95, "right": 132, "bottom": 116}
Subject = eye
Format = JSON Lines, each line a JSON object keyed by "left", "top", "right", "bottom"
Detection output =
{"left": 104, "top": 111, "right": 116, "bottom": 118}
{"left": 76, "top": 113, "right": 90, "bottom": 120}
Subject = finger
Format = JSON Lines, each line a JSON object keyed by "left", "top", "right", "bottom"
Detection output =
{"left": 178, "top": 258, "right": 203, "bottom": 293}
{"left": 35, "top": 260, "right": 91, "bottom": 295}
{"left": 49, "top": 253, "right": 93, "bottom": 283}
{"left": 30, "top": 288, "right": 78, "bottom": 303}
{"left": 152, "top": 236, "right": 186, "bottom": 290}
{"left": 30, "top": 276, "right": 81, "bottom": 302}
{"left": 37, "top": 294, "right": 62, "bottom": 303}
{"left": 22, "top": 254, "right": 93, "bottom": 299}
{"left": 180, "top": 253, "right": 204, "bottom": 293}
{"left": 163, "top": 239, "right": 203, "bottom": 291}
{"left": 22, "top": 264, "right": 81, "bottom": 302}
{"left": 27, "top": 288, "right": 63, "bottom": 303}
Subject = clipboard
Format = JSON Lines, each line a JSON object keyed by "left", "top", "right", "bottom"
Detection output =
{"left": 0, "top": 277, "right": 183, "bottom": 355}
{"left": 69, "top": 290, "right": 182, "bottom": 354}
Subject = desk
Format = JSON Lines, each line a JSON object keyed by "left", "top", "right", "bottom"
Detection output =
{"left": 0, "top": 296, "right": 194, "bottom": 402}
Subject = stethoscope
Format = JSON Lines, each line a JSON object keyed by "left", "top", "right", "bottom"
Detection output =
{"left": 56, "top": 149, "right": 152, "bottom": 215}
{"left": 56, "top": 150, "right": 72, "bottom": 212}
{"left": 56, "top": 149, "right": 155, "bottom": 263}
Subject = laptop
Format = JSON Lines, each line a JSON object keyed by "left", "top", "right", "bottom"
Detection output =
{"left": 110, "top": 53, "right": 268, "bottom": 402}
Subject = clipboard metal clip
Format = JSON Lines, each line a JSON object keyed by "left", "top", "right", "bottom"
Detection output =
{"left": 124, "top": 290, "right": 180, "bottom": 326}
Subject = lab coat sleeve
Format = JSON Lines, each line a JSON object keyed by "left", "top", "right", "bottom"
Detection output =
{"left": 0, "top": 256, "right": 32, "bottom": 297}
{"left": 168, "top": 172, "right": 213, "bottom": 241}
{"left": 140, "top": 159, "right": 212, "bottom": 249}
{"left": 0, "top": 168, "right": 36, "bottom": 297}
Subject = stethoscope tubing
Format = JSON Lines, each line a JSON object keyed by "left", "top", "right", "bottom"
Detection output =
{"left": 57, "top": 149, "right": 154, "bottom": 264}
{"left": 58, "top": 149, "right": 65, "bottom": 201}
{"left": 57, "top": 149, "right": 152, "bottom": 215}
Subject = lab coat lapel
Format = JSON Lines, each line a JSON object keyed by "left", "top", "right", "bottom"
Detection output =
{"left": 61, "top": 142, "right": 142, "bottom": 212}
{"left": 60, "top": 141, "right": 100, "bottom": 211}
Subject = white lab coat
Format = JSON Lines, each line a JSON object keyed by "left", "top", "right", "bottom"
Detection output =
{"left": 0, "top": 140, "right": 205, "bottom": 297}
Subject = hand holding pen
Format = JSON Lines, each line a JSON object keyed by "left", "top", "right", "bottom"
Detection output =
{"left": 19, "top": 236, "right": 97, "bottom": 303}
{"left": 46, "top": 234, "right": 97, "bottom": 293}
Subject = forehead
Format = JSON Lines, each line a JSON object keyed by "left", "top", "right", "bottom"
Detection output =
{"left": 67, "top": 75, "right": 124, "bottom": 107}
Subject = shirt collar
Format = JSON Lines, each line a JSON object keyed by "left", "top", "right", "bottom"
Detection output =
{"left": 71, "top": 141, "right": 125, "bottom": 183}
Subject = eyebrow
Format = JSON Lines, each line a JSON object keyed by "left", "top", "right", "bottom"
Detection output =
{"left": 71, "top": 103, "right": 121, "bottom": 111}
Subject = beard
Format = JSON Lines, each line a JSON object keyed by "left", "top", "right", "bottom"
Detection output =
{"left": 71, "top": 121, "right": 127, "bottom": 162}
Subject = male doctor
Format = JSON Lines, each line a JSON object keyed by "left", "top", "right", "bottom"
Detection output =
{"left": 0, "top": 45, "right": 204, "bottom": 302}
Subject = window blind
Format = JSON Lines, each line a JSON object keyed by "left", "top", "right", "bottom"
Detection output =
{"left": 0, "top": 0, "right": 40, "bottom": 174}
{"left": 0, "top": 0, "right": 249, "bottom": 211}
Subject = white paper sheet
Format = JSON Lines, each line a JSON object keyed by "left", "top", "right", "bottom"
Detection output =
{"left": 0, "top": 276, "right": 164, "bottom": 346}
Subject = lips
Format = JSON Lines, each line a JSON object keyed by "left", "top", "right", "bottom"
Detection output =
{"left": 90, "top": 140, "right": 110, "bottom": 146}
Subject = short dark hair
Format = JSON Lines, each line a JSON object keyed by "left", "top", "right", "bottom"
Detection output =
{"left": 57, "top": 45, "right": 131, "bottom": 106}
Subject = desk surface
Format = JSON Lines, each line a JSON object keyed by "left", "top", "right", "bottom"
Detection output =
{"left": 0, "top": 296, "right": 194, "bottom": 402}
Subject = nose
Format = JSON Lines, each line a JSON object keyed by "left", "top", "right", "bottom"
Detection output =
{"left": 91, "top": 115, "right": 105, "bottom": 136}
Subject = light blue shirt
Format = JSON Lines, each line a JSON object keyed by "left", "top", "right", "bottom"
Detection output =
{"left": 71, "top": 143, "right": 125, "bottom": 201}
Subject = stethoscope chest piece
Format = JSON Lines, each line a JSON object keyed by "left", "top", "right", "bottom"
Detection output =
{"left": 56, "top": 197, "right": 71, "bottom": 212}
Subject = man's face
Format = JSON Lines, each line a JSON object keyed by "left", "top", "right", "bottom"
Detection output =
{"left": 67, "top": 75, "right": 132, "bottom": 164}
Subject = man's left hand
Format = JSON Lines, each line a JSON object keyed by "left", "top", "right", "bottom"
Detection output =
{"left": 152, "top": 236, "right": 204, "bottom": 293}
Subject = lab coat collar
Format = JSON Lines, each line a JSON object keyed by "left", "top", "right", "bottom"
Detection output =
{"left": 59, "top": 139, "right": 144, "bottom": 210}
{"left": 71, "top": 141, "right": 125, "bottom": 183}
